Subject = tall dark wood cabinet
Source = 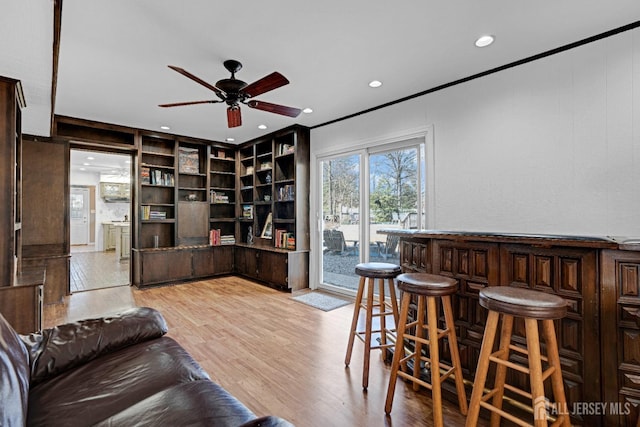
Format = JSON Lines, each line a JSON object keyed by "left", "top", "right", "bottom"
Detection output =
{"left": 0, "top": 76, "right": 24, "bottom": 287}
{"left": 0, "top": 76, "right": 44, "bottom": 333}
{"left": 22, "top": 137, "right": 69, "bottom": 305}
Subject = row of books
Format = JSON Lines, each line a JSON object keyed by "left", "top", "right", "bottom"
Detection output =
{"left": 277, "top": 185, "right": 295, "bottom": 201}
{"left": 142, "top": 167, "right": 175, "bottom": 186}
{"left": 242, "top": 204, "right": 253, "bottom": 219}
{"left": 141, "top": 205, "right": 168, "bottom": 220}
{"left": 274, "top": 229, "right": 295, "bottom": 249}
{"left": 209, "top": 229, "right": 235, "bottom": 246}
{"left": 210, "top": 191, "right": 230, "bottom": 204}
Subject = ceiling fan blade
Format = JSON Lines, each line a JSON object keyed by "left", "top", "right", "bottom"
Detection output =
{"left": 247, "top": 100, "right": 301, "bottom": 118}
{"left": 158, "top": 100, "right": 220, "bottom": 107}
{"left": 227, "top": 106, "right": 242, "bottom": 128}
{"left": 242, "top": 72, "right": 289, "bottom": 98}
{"left": 167, "top": 65, "right": 225, "bottom": 97}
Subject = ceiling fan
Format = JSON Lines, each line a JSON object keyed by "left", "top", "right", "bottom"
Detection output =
{"left": 159, "top": 60, "right": 302, "bottom": 128}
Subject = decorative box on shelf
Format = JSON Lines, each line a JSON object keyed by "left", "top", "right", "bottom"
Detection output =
{"left": 178, "top": 147, "right": 200, "bottom": 174}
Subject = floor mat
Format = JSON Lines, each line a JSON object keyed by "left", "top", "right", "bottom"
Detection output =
{"left": 291, "top": 292, "right": 352, "bottom": 312}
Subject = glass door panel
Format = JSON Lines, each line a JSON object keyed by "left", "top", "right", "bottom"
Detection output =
{"left": 368, "top": 147, "right": 420, "bottom": 265}
{"left": 320, "top": 154, "right": 361, "bottom": 291}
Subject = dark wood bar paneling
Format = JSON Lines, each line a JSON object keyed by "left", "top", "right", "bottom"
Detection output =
{"left": 383, "top": 229, "right": 637, "bottom": 426}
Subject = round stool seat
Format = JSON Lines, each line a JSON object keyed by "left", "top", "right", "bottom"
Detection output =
{"left": 355, "top": 262, "right": 401, "bottom": 278}
{"left": 397, "top": 273, "right": 458, "bottom": 297}
{"left": 479, "top": 286, "right": 567, "bottom": 320}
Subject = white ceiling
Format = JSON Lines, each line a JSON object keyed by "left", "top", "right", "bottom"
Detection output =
{"left": 3, "top": 1, "right": 640, "bottom": 144}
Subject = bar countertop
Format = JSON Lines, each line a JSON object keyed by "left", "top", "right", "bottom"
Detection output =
{"left": 378, "top": 228, "right": 640, "bottom": 251}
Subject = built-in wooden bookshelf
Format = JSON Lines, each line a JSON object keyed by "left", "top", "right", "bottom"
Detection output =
{"left": 139, "top": 134, "right": 176, "bottom": 249}
{"left": 177, "top": 142, "right": 208, "bottom": 246}
{"left": 133, "top": 125, "right": 309, "bottom": 290}
{"left": 234, "top": 125, "right": 310, "bottom": 290}
{"left": 238, "top": 145, "right": 255, "bottom": 244}
{"left": 0, "top": 76, "right": 44, "bottom": 333}
{"left": 209, "top": 146, "right": 236, "bottom": 245}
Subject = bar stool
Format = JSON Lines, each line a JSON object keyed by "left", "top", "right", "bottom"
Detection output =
{"left": 466, "top": 286, "right": 570, "bottom": 427}
{"left": 385, "top": 273, "right": 468, "bottom": 427}
{"left": 345, "top": 262, "right": 401, "bottom": 390}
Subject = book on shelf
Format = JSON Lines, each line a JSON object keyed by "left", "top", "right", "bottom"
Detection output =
{"left": 242, "top": 204, "right": 253, "bottom": 219}
{"left": 141, "top": 167, "right": 150, "bottom": 185}
{"left": 149, "top": 169, "right": 174, "bottom": 186}
{"left": 210, "top": 190, "right": 229, "bottom": 203}
{"left": 209, "top": 229, "right": 236, "bottom": 246}
{"left": 274, "top": 229, "right": 295, "bottom": 249}
{"left": 277, "top": 185, "right": 295, "bottom": 201}
{"left": 221, "top": 235, "right": 235, "bottom": 245}
{"left": 178, "top": 147, "right": 200, "bottom": 174}
{"left": 141, "top": 205, "right": 150, "bottom": 220}
{"left": 148, "top": 211, "right": 167, "bottom": 220}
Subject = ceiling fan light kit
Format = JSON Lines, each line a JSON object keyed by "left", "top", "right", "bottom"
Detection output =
{"left": 159, "top": 60, "right": 302, "bottom": 128}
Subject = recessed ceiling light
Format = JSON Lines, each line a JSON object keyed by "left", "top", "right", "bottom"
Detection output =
{"left": 302, "top": 107, "right": 313, "bottom": 114}
{"left": 125, "top": 160, "right": 131, "bottom": 164}
{"left": 83, "top": 162, "right": 90, "bottom": 166}
{"left": 369, "top": 80, "right": 382, "bottom": 88}
{"left": 258, "top": 124, "right": 267, "bottom": 130}
{"left": 79, "top": 168, "right": 86, "bottom": 171}
{"left": 86, "top": 156, "right": 95, "bottom": 160}
{"left": 160, "top": 125, "right": 170, "bottom": 130}
{"left": 226, "top": 137, "right": 235, "bottom": 142}
{"left": 475, "top": 35, "right": 495, "bottom": 48}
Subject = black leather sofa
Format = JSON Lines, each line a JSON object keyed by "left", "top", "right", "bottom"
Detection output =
{"left": 0, "top": 306, "right": 293, "bottom": 426}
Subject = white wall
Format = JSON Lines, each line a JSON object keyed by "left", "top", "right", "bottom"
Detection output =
{"left": 311, "top": 28, "right": 640, "bottom": 238}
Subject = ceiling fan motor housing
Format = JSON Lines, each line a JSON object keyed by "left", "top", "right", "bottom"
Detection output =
{"left": 215, "top": 78, "right": 248, "bottom": 104}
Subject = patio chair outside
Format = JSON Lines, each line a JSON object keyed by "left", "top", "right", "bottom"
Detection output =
{"left": 375, "top": 234, "right": 399, "bottom": 260}
{"left": 324, "top": 229, "right": 358, "bottom": 255}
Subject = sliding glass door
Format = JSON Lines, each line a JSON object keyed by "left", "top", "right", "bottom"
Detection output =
{"left": 320, "top": 154, "right": 362, "bottom": 292}
{"left": 318, "top": 138, "right": 425, "bottom": 294}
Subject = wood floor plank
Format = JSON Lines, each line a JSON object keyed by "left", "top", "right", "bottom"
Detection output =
{"left": 44, "top": 276, "right": 482, "bottom": 427}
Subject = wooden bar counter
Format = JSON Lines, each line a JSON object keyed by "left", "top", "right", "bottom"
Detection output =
{"left": 379, "top": 229, "right": 640, "bottom": 427}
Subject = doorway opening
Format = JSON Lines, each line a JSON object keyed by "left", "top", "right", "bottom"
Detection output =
{"left": 70, "top": 149, "right": 132, "bottom": 292}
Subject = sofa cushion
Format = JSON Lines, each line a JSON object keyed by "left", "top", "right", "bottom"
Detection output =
{"left": 27, "top": 337, "right": 210, "bottom": 426}
{"left": 21, "top": 306, "right": 168, "bottom": 385}
{"left": 93, "top": 380, "right": 257, "bottom": 427}
{"left": 0, "top": 311, "right": 30, "bottom": 427}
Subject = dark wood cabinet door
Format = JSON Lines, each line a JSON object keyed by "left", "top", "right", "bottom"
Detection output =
{"left": 431, "top": 240, "right": 500, "bottom": 379}
{"left": 141, "top": 250, "right": 192, "bottom": 285}
{"left": 235, "top": 246, "right": 258, "bottom": 279}
{"left": 601, "top": 249, "right": 640, "bottom": 427}
{"left": 257, "top": 251, "right": 288, "bottom": 289}
{"left": 192, "top": 246, "right": 234, "bottom": 276}
{"left": 500, "top": 244, "right": 599, "bottom": 426}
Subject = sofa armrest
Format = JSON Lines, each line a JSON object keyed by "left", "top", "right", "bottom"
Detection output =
{"left": 239, "top": 416, "right": 295, "bottom": 427}
{"left": 20, "top": 306, "right": 168, "bottom": 385}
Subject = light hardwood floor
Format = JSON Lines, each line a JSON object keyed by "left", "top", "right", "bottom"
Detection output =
{"left": 44, "top": 277, "right": 481, "bottom": 427}
{"left": 69, "top": 248, "right": 130, "bottom": 293}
